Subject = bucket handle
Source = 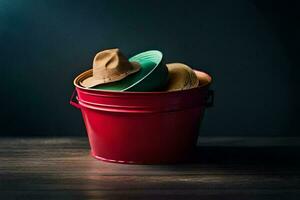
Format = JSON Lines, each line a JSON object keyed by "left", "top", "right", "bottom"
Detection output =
{"left": 70, "top": 90, "right": 81, "bottom": 109}
{"left": 205, "top": 90, "right": 214, "bottom": 107}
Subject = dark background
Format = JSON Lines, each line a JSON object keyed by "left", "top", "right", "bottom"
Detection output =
{"left": 0, "top": 0, "right": 299, "bottom": 137}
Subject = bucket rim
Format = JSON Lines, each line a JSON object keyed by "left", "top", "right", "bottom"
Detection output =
{"left": 73, "top": 69, "right": 212, "bottom": 95}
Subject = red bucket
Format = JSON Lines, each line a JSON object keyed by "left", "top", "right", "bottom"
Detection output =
{"left": 70, "top": 70, "right": 213, "bottom": 164}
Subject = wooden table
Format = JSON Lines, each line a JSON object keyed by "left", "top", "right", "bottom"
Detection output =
{"left": 1, "top": 137, "right": 300, "bottom": 199}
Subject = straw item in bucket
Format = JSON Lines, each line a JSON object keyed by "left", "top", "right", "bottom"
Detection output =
{"left": 80, "top": 48, "right": 141, "bottom": 88}
{"left": 165, "top": 63, "right": 199, "bottom": 91}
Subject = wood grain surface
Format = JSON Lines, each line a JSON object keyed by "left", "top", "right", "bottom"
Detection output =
{"left": 1, "top": 137, "right": 300, "bottom": 200}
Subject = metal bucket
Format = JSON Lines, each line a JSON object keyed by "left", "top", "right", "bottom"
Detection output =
{"left": 70, "top": 70, "right": 213, "bottom": 164}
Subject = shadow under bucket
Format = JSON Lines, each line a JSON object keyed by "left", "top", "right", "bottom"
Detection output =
{"left": 70, "top": 70, "right": 213, "bottom": 164}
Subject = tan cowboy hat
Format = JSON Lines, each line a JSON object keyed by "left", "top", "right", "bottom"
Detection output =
{"left": 165, "top": 63, "right": 199, "bottom": 91}
{"left": 81, "top": 48, "right": 141, "bottom": 88}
